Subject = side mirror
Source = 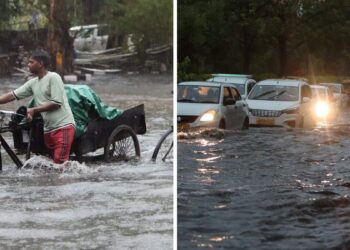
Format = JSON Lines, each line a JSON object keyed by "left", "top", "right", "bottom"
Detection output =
{"left": 224, "top": 98, "right": 236, "bottom": 106}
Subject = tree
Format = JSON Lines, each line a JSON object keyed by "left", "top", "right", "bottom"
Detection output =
{"left": 47, "top": 0, "right": 75, "bottom": 75}
{"left": 101, "top": 0, "right": 172, "bottom": 59}
{"left": 0, "top": 0, "right": 21, "bottom": 29}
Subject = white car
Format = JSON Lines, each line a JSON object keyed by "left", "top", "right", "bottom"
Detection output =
{"left": 319, "top": 83, "right": 348, "bottom": 109}
{"left": 69, "top": 24, "right": 109, "bottom": 51}
{"left": 246, "top": 79, "right": 317, "bottom": 128}
{"left": 177, "top": 81, "right": 249, "bottom": 130}
{"left": 206, "top": 74, "right": 256, "bottom": 99}
{"left": 310, "top": 85, "right": 338, "bottom": 121}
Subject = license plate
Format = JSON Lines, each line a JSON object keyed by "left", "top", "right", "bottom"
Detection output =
{"left": 256, "top": 118, "right": 275, "bottom": 126}
{"left": 178, "top": 123, "right": 190, "bottom": 130}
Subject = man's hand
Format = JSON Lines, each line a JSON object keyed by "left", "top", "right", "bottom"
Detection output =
{"left": 27, "top": 108, "right": 35, "bottom": 121}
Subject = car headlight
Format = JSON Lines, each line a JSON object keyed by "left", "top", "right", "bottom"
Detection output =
{"left": 200, "top": 110, "right": 216, "bottom": 122}
{"left": 315, "top": 101, "right": 329, "bottom": 118}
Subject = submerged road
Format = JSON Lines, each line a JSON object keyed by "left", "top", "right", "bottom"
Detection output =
{"left": 0, "top": 73, "right": 173, "bottom": 249}
{"left": 178, "top": 108, "right": 350, "bottom": 249}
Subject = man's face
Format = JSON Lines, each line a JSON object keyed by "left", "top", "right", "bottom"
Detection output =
{"left": 28, "top": 57, "right": 43, "bottom": 74}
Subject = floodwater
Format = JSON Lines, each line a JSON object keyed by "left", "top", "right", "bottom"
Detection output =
{"left": 178, "top": 109, "right": 350, "bottom": 249}
{"left": 0, "top": 73, "right": 173, "bottom": 249}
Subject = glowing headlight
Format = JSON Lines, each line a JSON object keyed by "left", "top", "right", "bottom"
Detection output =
{"left": 315, "top": 101, "right": 329, "bottom": 118}
{"left": 200, "top": 110, "right": 216, "bottom": 122}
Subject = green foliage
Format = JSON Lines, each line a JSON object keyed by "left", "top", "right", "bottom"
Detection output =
{"left": 100, "top": 0, "right": 172, "bottom": 52}
{"left": 0, "top": 0, "right": 21, "bottom": 29}
{"left": 179, "top": 0, "right": 350, "bottom": 78}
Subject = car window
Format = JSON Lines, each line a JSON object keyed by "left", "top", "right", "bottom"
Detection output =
{"left": 230, "top": 87, "right": 241, "bottom": 100}
{"left": 77, "top": 28, "right": 94, "bottom": 38}
{"left": 223, "top": 87, "right": 233, "bottom": 102}
{"left": 231, "top": 84, "right": 245, "bottom": 96}
{"left": 178, "top": 85, "right": 220, "bottom": 104}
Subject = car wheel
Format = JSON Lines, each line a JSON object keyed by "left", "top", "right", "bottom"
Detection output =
{"left": 242, "top": 117, "right": 249, "bottom": 130}
{"left": 219, "top": 119, "right": 226, "bottom": 129}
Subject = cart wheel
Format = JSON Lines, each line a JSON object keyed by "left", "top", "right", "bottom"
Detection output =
{"left": 104, "top": 125, "right": 140, "bottom": 162}
{"left": 151, "top": 128, "right": 173, "bottom": 162}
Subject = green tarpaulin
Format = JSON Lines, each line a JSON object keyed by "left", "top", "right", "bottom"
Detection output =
{"left": 64, "top": 84, "right": 123, "bottom": 138}
{"left": 28, "top": 84, "right": 123, "bottom": 138}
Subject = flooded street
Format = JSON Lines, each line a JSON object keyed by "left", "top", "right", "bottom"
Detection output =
{"left": 178, "top": 109, "right": 350, "bottom": 249}
{"left": 0, "top": 73, "right": 173, "bottom": 249}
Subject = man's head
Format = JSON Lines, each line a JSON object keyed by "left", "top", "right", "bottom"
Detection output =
{"left": 28, "top": 50, "right": 50, "bottom": 74}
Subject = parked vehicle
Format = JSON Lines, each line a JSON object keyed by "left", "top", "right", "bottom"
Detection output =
{"left": 177, "top": 81, "right": 249, "bottom": 130}
{"left": 246, "top": 79, "right": 316, "bottom": 128}
{"left": 69, "top": 24, "right": 109, "bottom": 51}
{"left": 206, "top": 74, "right": 256, "bottom": 99}
{"left": 319, "top": 83, "right": 348, "bottom": 109}
{"left": 310, "top": 85, "right": 338, "bottom": 121}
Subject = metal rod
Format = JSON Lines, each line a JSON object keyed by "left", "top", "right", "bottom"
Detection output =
{"left": 0, "top": 141, "right": 2, "bottom": 171}
{"left": 0, "top": 135, "right": 22, "bottom": 169}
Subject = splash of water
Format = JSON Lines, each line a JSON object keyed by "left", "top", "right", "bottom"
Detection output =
{"left": 20, "top": 155, "right": 97, "bottom": 175}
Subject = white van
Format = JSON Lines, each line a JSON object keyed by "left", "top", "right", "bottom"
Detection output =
{"left": 69, "top": 24, "right": 109, "bottom": 51}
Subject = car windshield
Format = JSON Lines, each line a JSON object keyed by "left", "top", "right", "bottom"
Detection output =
{"left": 178, "top": 85, "right": 220, "bottom": 104}
{"left": 249, "top": 85, "right": 299, "bottom": 101}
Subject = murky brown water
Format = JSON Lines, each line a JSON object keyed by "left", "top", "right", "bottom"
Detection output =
{"left": 178, "top": 109, "right": 350, "bottom": 249}
{"left": 0, "top": 73, "right": 173, "bottom": 249}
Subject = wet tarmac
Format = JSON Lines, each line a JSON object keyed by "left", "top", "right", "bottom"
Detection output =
{"left": 178, "top": 108, "right": 350, "bottom": 249}
{"left": 0, "top": 73, "right": 173, "bottom": 249}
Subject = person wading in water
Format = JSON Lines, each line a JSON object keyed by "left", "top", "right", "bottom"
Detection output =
{"left": 0, "top": 50, "right": 75, "bottom": 164}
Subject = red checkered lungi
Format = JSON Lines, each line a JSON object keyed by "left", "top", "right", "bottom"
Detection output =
{"left": 44, "top": 124, "right": 75, "bottom": 164}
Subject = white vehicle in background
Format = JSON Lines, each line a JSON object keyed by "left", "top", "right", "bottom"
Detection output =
{"left": 310, "top": 85, "right": 338, "bottom": 122}
{"left": 246, "top": 79, "right": 317, "bottom": 128}
{"left": 319, "top": 83, "right": 348, "bottom": 109}
{"left": 177, "top": 81, "right": 249, "bottom": 130}
{"left": 206, "top": 74, "right": 256, "bottom": 99}
{"left": 69, "top": 24, "right": 109, "bottom": 51}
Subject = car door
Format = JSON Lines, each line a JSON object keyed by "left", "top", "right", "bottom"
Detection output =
{"left": 221, "top": 86, "right": 238, "bottom": 129}
{"left": 230, "top": 87, "right": 246, "bottom": 127}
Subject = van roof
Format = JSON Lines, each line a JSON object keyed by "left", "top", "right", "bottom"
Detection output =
{"left": 207, "top": 74, "right": 253, "bottom": 84}
{"left": 69, "top": 24, "right": 105, "bottom": 31}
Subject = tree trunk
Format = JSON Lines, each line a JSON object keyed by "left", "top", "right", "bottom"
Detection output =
{"left": 48, "top": 0, "right": 74, "bottom": 76}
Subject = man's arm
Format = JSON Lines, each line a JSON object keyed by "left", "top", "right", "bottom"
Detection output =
{"left": 27, "top": 102, "right": 60, "bottom": 120}
{"left": 0, "top": 92, "right": 16, "bottom": 104}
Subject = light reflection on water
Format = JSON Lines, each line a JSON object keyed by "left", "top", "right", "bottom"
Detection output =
{"left": 0, "top": 74, "right": 173, "bottom": 249}
{"left": 178, "top": 109, "right": 350, "bottom": 249}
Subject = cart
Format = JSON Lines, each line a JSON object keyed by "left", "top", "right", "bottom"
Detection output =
{"left": 0, "top": 86, "right": 146, "bottom": 169}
